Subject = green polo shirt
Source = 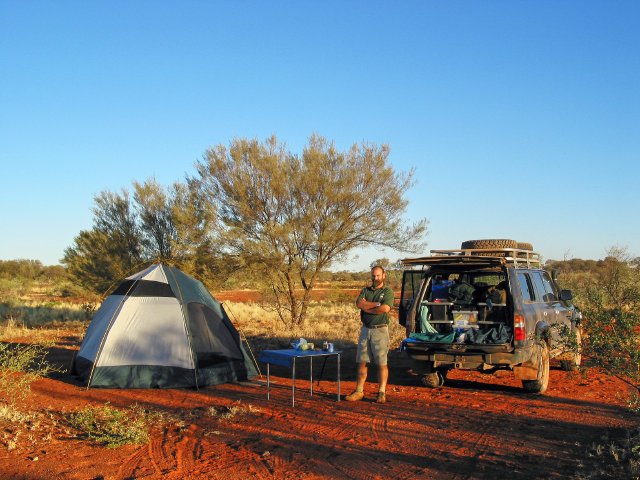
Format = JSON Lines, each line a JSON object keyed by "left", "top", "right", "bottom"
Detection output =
{"left": 358, "top": 285, "right": 394, "bottom": 328}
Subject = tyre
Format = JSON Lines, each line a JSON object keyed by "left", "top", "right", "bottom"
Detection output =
{"left": 522, "top": 342, "right": 550, "bottom": 394}
{"left": 560, "top": 329, "right": 582, "bottom": 371}
{"left": 419, "top": 371, "right": 445, "bottom": 388}
{"left": 517, "top": 242, "right": 534, "bottom": 251}
{"left": 461, "top": 239, "right": 518, "bottom": 250}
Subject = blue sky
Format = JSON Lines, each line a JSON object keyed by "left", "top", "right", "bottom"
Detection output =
{"left": 1, "top": 1, "right": 638, "bottom": 271}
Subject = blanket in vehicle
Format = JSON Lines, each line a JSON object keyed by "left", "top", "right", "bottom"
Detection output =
{"left": 409, "top": 323, "right": 512, "bottom": 345}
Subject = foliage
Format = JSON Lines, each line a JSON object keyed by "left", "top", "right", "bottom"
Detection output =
{"left": 577, "top": 428, "right": 640, "bottom": 479}
{"left": 574, "top": 247, "right": 640, "bottom": 393}
{"left": 0, "top": 277, "right": 31, "bottom": 301}
{"left": 133, "top": 178, "right": 177, "bottom": 260}
{"left": 63, "top": 190, "right": 145, "bottom": 295}
{"left": 62, "top": 179, "right": 223, "bottom": 295}
{"left": 0, "top": 260, "right": 69, "bottom": 302}
{"left": 0, "top": 342, "right": 59, "bottom": 404}
{"left": 65, "top": 403, "right": 151, "bottom": 448}
{"left": 196, "top": 134, "right": 427, "bottom": 326}
{"left": 0, "top": 259, "right": 43, "bottom": 280}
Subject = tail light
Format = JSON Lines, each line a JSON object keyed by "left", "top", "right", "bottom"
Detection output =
{"left": 514, "top": 314, "right": 526, "bottom": 341}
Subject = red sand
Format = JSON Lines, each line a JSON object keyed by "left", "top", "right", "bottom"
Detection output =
{"left": 0, "top": 290, "right": 636, "bottom": 479}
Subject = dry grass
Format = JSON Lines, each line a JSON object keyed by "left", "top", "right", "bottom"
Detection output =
{"left": 207, "top": 401, "right": 261, "bottom": 421}
{"left": 0, "top": 299, "right": 93, "bottom": 329}
{"left": 224, "top": 301, "right": 406, "bottom": 353}
{"left": 0, "top": 317, "right": 87, "bottom": 345}
{"left": 0, "top": 405, "right": 48, "bottom": 452}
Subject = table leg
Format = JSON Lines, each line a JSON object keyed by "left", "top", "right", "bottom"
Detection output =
{"left": 292, "top": 357, "right": 296, "bottom": 407}
{"left": 337, "top": 353, "right": 341, "bottom": 401}
{"left": 310, "top": 356, "right": 313, "bottom": 396}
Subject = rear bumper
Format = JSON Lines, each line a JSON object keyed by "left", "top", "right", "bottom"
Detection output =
{"left": 402, "top": 338, "right": 531, "bottom": 370}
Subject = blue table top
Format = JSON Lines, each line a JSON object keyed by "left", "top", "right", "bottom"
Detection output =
{"left": 259, "top": 349, "right": 340, "bottom": 367}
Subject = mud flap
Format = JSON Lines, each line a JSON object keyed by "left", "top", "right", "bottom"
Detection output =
{"left": 513, "top": 345, "right": 540, "bottom": 380}
{"left": 513, "top": 364, "right": 539, "bottom": 380}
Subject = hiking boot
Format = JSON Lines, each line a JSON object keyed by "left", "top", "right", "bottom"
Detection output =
{"left": 376, "top": 391, "right": 386, "bottom": 404}
{"left": 345, "top": 391, "right": 364, "bottom": 402}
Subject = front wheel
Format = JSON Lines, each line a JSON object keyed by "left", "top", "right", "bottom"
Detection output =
{"left": 560, "top": 328, "right": 582, "bottom": 371}
{"left": 522, "top": 342, "right": 550, "bottom": 394}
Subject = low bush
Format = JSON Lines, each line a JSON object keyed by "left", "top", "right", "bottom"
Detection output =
{"left": 65, "top": 404, "right": 151, "bottom": 448}
{"left": 0, "top": 342, "right": 59, "bottom": 403}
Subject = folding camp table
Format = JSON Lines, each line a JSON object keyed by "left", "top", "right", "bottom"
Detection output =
{"left": 258, "top": 349, "right": 341, "bottom": 407}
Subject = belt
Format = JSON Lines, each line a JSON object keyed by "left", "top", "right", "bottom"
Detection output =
{"left": 365, "top": 324, "right": 388, "bottom": 329}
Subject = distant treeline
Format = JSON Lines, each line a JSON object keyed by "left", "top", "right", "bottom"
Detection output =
{"left": 546, "top": 256, "right": 640, "bottom": 275}
{"left": 7, "top": 256, "right": 635, "bottom": 290}
{"left": 0, "top": 258, "right": 378, "bottom": 286}
{"left": 0, "top": 260, "right": 66, "bottom": 281}
{"left": 5, "top": 256, "right": 638, "bottom": 281}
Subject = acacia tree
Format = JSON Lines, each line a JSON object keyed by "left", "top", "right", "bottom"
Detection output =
{"left": 195, "top": 134, "right": 428, "bottom": 326}
{"left": 64, "top": 179, "right": 223, "bottom": 294}
{"left": 63, "top": 190, "right": 143, "bottom": 294}
{"left": 133, "top": 178, "right": 177, "bottom": 261}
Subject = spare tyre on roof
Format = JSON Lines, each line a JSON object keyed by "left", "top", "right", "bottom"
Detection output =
{"left": 460, "top": 239, "right": 518, "bottom": 250}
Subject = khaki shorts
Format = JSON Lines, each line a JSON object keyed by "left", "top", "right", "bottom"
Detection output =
{"left": 356, "top": 326, "right": 389, "bottom": 366}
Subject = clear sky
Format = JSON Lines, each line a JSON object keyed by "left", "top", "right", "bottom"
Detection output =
{"left": 1, "top": 1, "right": 638, "bottom": 272}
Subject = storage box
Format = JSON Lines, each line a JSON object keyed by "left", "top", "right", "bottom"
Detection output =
{"left": 453, "top": 311, "right": 478, "bottom": 328}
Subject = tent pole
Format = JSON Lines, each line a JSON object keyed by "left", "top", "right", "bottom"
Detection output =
{"left": 166, "top": 266, "right": 200, "bottom": 390}
{"left": 225, "top": 304, "right": 262, "bottom": 378}
{"left": 85, "top": 271, "right": 142, "bottom": 388}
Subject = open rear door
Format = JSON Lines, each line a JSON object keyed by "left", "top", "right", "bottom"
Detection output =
{"left": 399, "top": 270, "right": 425, "bottom": 326}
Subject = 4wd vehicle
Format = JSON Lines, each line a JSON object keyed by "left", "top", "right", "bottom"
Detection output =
{"left": 399, "top": 239, "right": 582, "bottom": 394}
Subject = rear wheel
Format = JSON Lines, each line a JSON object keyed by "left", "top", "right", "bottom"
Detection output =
{"left": 560, "top": 328, "right": 582, "bottom": 371}
{"left": 419, "top": 370, "right": 446, "bottom": 388}
{"left": 522, "top": 342, "right": 550, "bottom": 394}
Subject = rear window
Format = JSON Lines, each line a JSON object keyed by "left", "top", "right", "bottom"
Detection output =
{"left": 471, "top": 274, "right": 504, "bottom": 287}
{"left": 531, "top": 271, "right": 557, "bottom": 302}
{"left": 517, "top": 272, "right": 535, "bottom": 302}
{"left": 539, "top": 272, "right": 558, "bottom": 301}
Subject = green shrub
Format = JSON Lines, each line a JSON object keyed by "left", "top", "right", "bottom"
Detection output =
{"left": 0, "top": 343, "right": 58, "bottom": 403}
{"left": 65, "top": 404, "right": 150, "bottom": 448}
{"left": 578, "top": 248, "right": 640, "bottom": 394}
{"left": 0, "top": 278, "right": 30, "bottom": 301}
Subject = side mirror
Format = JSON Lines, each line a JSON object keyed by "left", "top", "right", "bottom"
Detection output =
{"left": 560, "top": 289, "right": 573, "bottom": 301}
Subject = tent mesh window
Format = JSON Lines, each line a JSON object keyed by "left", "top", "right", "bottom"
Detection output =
{"left": 187, "top": 302, "right": 244, "bottom": 368}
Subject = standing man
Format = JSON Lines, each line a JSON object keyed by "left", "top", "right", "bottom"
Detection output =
{"left": 346, "top": 265, "right": 395, "bottom": 404}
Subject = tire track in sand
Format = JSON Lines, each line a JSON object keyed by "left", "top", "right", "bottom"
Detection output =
{"left": 117, "top": 424, "right": 201, "bottom": 478}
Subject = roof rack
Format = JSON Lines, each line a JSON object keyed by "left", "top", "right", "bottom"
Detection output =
{"left": 402, "top": 248, "right": 542, "bottom": 269}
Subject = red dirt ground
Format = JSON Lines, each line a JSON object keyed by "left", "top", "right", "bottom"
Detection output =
{"left": 0, "top": 290, "right": 637, "bottom": 479}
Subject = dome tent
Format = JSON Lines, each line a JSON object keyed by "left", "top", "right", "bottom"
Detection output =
{"left": 72, "top": 264, "right": 258, "bottom": 388}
